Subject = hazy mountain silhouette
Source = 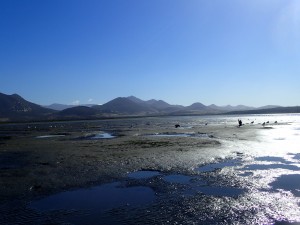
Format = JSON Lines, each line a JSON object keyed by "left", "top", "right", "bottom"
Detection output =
{"left": 44, "top": 103, "right": 96, "bottom": 111}
{"left": 257, "top": 105, "right": 281, "bottom": 110}
{"left": 0, "top": 92, "right": 298, "bottom": 122}
{"left": 93, "top": 97, "right": 157, "bottom": 115}
{"left": 0, "top": 93, "right": 55, "bottom": 122}
{"left": 44, "top": 103, "right": 74, "bottom": 111}
{"left": 145, "top": 99, "right": 171, "bottom": 109}
{"left": 58, "top": 106, "right": 98, "bottom": 116}
{"left": 50, "top": 106, "right": 100, "bottom": 120}
{"left": 126, "top": 96, "right": 145, "bottom": 104}
{"left": 127, "top": 96, "right": 183, "bottom": 112}
{"left": 225, "top": 106, "right": 300, "bottom": 115}
{"left": 186, "top": 102, "right": 207, "bottom": 110}
{"left": 208, "top": 104, "right": 255, "bottom": 111}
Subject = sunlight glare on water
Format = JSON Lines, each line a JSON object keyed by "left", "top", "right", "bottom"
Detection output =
{"left": 257, "top": 123, "right": 300, "bottom": 155}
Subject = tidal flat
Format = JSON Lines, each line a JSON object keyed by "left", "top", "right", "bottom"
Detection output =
{"left": 1, "top": 115, "right": 300, "bottom": 224}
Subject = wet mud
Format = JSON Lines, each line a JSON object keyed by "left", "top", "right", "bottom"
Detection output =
{"left": 0, "top": 115, "right": 300, "bottom": 224}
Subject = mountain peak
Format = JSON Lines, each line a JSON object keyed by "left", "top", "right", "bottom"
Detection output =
{"left": 126, "top": 96, "right": 144, "bottom": 104}
{"left": 95, "top": 97, "right": 156, "bottom": 114}
{"left": 186, "top": 102, "right": 207, "bottom": 110}
{"left": 0, "top": 92, "right": 55, "bottom": 121}
{"left": 11, "top": 93, "right": 23, "bottom": 99}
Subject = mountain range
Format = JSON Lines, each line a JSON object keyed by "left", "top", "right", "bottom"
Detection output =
{"left": 0, "top": 92, "right": 298, "bottom": 122}
{"left": 0, "top": 93, "right": 55, "bottom": 122}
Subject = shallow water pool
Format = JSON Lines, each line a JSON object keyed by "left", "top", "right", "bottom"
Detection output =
{"left": 29, "top": 182, "right": 155, "bottom": 224}
{"left": 127, "top": 170, "right": 161, "bottom": 179}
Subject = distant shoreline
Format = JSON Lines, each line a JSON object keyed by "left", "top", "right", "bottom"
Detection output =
{"left": 1, "top": 110, "right": 300, "bottom": 125}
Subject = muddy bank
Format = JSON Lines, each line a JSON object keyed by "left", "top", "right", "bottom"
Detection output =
{"left": 2, "top": 115, "right": 300, "bottom": 224}
{"left": 0, "top": 119, "right": 259, "bottom": 202}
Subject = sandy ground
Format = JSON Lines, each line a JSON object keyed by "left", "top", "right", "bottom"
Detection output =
{"left": 0, "top": 120, "right": 259, "bottom": 203}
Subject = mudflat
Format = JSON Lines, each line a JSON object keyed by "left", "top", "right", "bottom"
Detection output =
{"left": 0, "top": 118, "right": 257, "bottom": 202}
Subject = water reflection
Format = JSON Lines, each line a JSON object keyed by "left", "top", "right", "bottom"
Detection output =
{"left": 198, "top": 159, "right": 242, "bottom": 172}
{"left": 29, "top": 182, "right": 155, "bottom": 224}
{"left": 35, "top": 135, "right": 65, "bottom": 138}
{"left": 242, "top": 164, "right": 300, "bottom": 171}
{"left": 127, "top": 170, "right": 160, "bottom": 179}
{"left": 89, "top": 132, "right": 115, "bottom": 139}
{"left": 163, "top": 175, "right": 191, "bottom": 184}
{"left": 255, "top": 156, "right": 293, "bottom": 164}
{"left": 270, "top": 174, "right": 300, "bottom": 197}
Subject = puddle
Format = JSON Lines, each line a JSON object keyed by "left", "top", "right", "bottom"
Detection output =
{"left": 163, "top": 175, "right": 192, "bottom": 184}
{"left": 76, "top": 132, "right": 116, "bottom": 140}
{"left": 270, "top": 174, "right": 300, "bottom": 197}
{"left": 241, "top": 164, "right": 300, "bottom": 171}
{"left": 198, "top": 159, "right": 241, "bottom": 172}
{"left": 292, "top": 154, "right": 300, "bottom": 160}
{"left": 255, "top": 156, "right": 292, "bottom": 164}
{"left": 128, "top": 170, "right": 161, "bottom": 179}
{"left": 35, "top": 135, "right": 66, "bottom": 139}
{"left": 29, "top": 182, "right": 155, "bottom": 223}
{"left": 89, "top": 133, "right": 115, "bottom": 139}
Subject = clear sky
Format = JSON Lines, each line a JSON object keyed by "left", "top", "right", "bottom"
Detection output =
{"left": 1, "top": 0, "right": 299, "bottom": 107}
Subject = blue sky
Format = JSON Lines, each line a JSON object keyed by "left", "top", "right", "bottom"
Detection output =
{"left": 1, "top": 0, "right": 299, "bottom": 107}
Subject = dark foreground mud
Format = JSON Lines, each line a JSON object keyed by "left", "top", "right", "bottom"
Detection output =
{"left": 1, "top": 116, "right": 300, "bottom": 224}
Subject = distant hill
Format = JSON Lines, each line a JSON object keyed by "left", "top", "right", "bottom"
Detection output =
{"left": 51, "top": 106, "right": 100, "bottom": 120}
{"left": 93, "top": 97, "right": 157, "bottom": 115}
{"left": 257, "top": 105, "right": 281, "bottom": 110}
{"left": 126, "top": 96, "right": 145, "bottom": 104}
{"left": 145, "top": 99, "right": 171, "bottom": 109}
{"left": 44, "top": 103, "right": 73, "bottom": 111}
{"left": 0, "top": 93, "right": 55, "bottom": 122}
{"left": 44, "top": 103, "right": 96, "bottom": 111}
{"left": 127, "top": 96, "right": 184, "bottom": 112}
{"left": 225, "top": 106, "right": 300, "bottom": 115}
{"left": 1, "top": 92, "right": 298, "bottom": 122}
{"left": 208, "top": 104, "right": 255, "bottom": 111}
{"left": 186, "top": 102, "right": 207, "bottom": 111}
{"left": 59, "top": 106, "right": 98, "bottom": 116}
